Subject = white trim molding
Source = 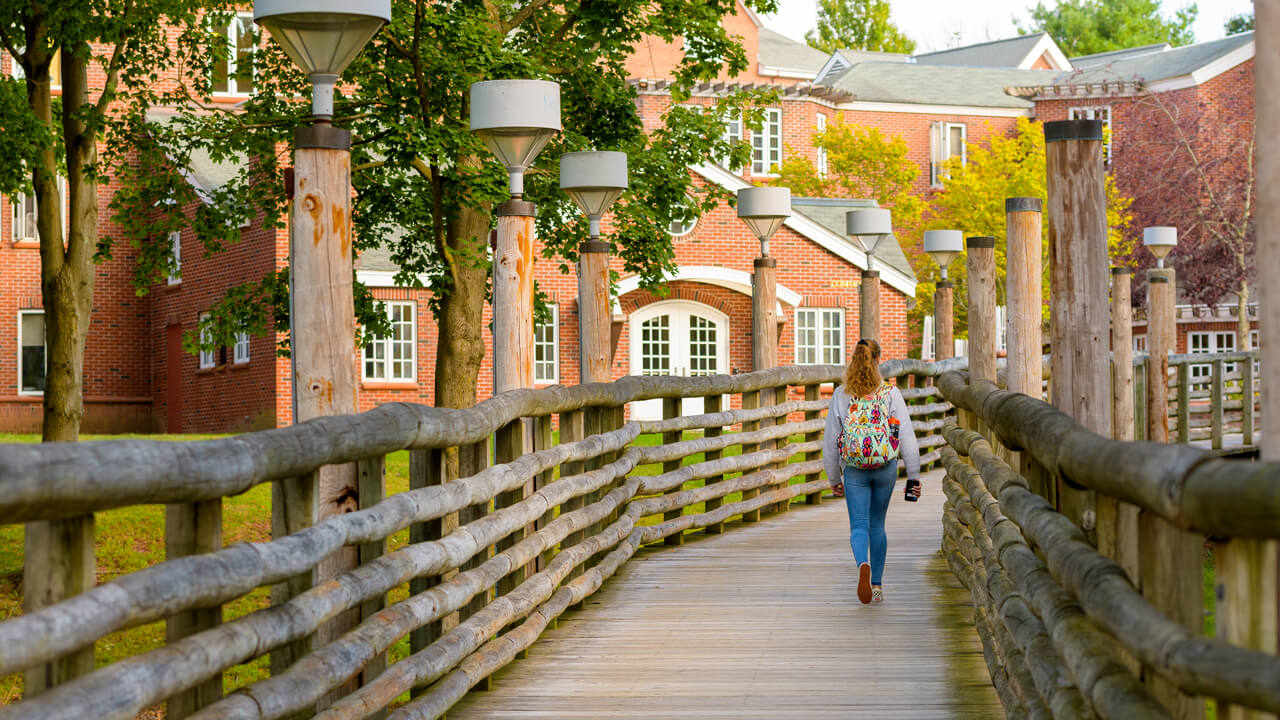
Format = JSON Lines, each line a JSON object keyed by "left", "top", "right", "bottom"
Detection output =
{"left": 612, "top": 265, "right": 801, "bottom": 316}
{"left": 836, "top": 100, "right": 1033, "bottom": 118}
{"left": 1023, "top": 34, "right": 1072, "bottom": 71}
{"left": 356, "top": 270, "right": 432, "bottom": 288}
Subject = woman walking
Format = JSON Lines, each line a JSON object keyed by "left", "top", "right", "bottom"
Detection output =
{"left": 822, "top": 339, "right": 921, "bottom": 604}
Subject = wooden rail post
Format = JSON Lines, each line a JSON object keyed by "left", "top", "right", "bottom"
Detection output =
{"left": 753, "top": 257, "right": 781, "bottom": 514}
{"left": 1147, "top": 268, "right": 1175, "bottom": 444}
{"left": 741, "top": 389, "right": 761, "bottom": 522}
{"left": 1215, "top": 13, "right": 1280, "bottom": 716}
{"left": 164, "top": 499, "right": 223, "bottom": 718}
{"left": 579, "top": 241, "right": 611, "bottom": 385}
{"left": 860, "top": 269, "right": 880, "bottom": 343}
{"left": 703, "top": 394, "right": 726, "bottom": 533}
{"left": 1177, "top": 363, "right": 1191, "bottom": 444}
{"left": 290, "top": 126, "right": 360, "bottom": 652}
{"left": 1103, "top": 267, "right": 1141, "bottom": 587}
{"left": 357, "top": 455, "right": 388, "bottom": 711}
{"left": 1242, "top": 356, "right": 1256, "bottom": 445}
{"left": 1211, "top": 358, "right": 1226, "bottom": 450}
{"left": 662, "top": 397, "right": 684, "bottom": 546}
{"left": 935, "top": 281, "right": 954, "bottom": 361}
{"left": 1006, "top": 199, "right": 1042, "bottom": 397}
{"left": 407, "top": 448, "right": 446, "bottom": 701}
{"left": 270, "top": 470, "right": 318, "bottom": 678}
{"left": 22, "top": 517, "right": 95, "bottom": 697}
{"left": 1135, "top": 356, "right": 1147, "bottom": 441}
{"left": 1044, "top": 119, "right": 1110, "bottom": 536}
{"left": 803, "top": 384, "right": 823, "bottom": 505}
{"left": 966, "top": 236, "right": 997, "bottom": 387}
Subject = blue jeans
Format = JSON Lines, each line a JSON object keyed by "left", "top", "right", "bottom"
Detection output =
{"left": 842, "top": 463, "right": 898, "bottom": 585}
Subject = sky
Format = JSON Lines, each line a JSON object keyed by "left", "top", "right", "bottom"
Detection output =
{"left": 761, "top": 0, "right": 1254, "bottom": 54}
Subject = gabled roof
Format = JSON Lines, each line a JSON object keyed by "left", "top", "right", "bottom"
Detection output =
{"left": 757, "top": 27, "right": 831, "bottom": 79}
{"left": 814, "top": 48, "right": 910, "bottom": 84}
{"left": 824, "top": 62, "right": 1054, "bottom": 109}
{"left": 914, "top": 33, "right": 1070, "bottom": 70}
{"left": 789, "top": 197, "right": 916, "bottom": 281}
{"left": 1007, "top": 32, "right": 1255, "bottom": 97}
{"left": 1069, "top": 43, "right": 1172, "bottom": 68}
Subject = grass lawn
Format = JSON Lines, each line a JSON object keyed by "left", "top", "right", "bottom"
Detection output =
{"left": 0, "top": 429, "right": 823, "bottom": 708}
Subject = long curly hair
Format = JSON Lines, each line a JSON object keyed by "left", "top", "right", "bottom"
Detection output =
{"left": 844, "top": 339, "right": 882, "bottom": 397}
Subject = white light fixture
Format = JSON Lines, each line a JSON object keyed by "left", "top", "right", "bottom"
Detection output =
{"left": 560, "top": 151, "right": 628, "bottom": 237}
{"left": 470, "top": 79, "right": 561, "bottom": 198}
{"left": 846, "top": 207, "right": 893, "bottom": 270}
{"left": 923, "top": 229, "right": 964, "bottom": 280}
{"left": 1144, "top": 226, "right": 1177, "bottom": 268}
{"left": 737, "top": 186, "right": 791, "bottom": 256}
{"left": 255, "top": 0, "right": 391, "bottom": 120}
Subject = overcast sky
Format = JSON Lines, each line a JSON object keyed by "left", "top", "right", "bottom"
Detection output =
{"left": 761, "top": 0, "right": 1254, "bottom": 54}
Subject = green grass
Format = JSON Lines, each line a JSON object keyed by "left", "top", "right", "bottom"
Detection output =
{"left": 0, "top": 429, "right": 825, "bottom": 707}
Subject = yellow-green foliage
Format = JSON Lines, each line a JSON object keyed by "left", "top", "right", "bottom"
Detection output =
{"left": 913, "top": 117, "right": 1134, "bottom": 342}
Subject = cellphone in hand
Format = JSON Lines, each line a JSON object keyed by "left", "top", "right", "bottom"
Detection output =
{"left": 904, "top": 479, "right": 920, "bottom": 502}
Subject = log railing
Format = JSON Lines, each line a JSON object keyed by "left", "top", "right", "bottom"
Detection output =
{"left": 0, "top": 358, "right": 963, "bottom": 720}
{"left": 938, "top": 371, "right": 1280, "bottom": 720}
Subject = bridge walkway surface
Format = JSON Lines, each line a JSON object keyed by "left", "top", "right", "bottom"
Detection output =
{"left": 447, "top": 468, "right": 1001, "bottom": 719}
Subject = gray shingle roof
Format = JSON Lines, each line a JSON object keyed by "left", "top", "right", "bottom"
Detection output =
{"left": 1033, "top": 32, "right": 1253, "bottom": 87}
{"left": 1069, "top": 43, "right": 1171, "bottom": 68}
{"left": 356, "top": 243, "right": 400, "bottom": 273}
{"left": 145, "top": 111, "right": 247, "bottom": 197}
{"left": 790, "top": 197, "right": 916, "bottom": 281}
{"left": 824, "top": 62, "right": 1056, "bottom": 108}
{"left": 914, "top": 33, "right": 1049, "bottom": 68}
{"left": 756, "top": 27, "right": 831, "bottom": 76}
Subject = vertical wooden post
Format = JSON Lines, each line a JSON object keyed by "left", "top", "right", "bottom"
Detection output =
{"left": 290, "top": 126, "right": 360, "bottom": 652}
{"left": 270, "top": 470, "right": 318, "bottom": 678}
{"left": 558, "top": 410, "right": 587, "bottom": 581}
{"left": 1005, "top": 199, "right": 1042, "bottom": 396}
{"left": 458, "top": 439, "right": 491, "bottom": 624}
{"left": 1242, "top": 357, "right": 1255, "bottom": 445}
{"left": 935, "top": 281, "right": 954, "bottom": 361}
{"left": 357, "top": 455, "right": 388, "bottom": 714}
{"left": 408, "top": 448, "right": 446, "bottom": 700}
{"left": 1146, "top": 268, "right": 1175, "bottom": 443}
{"left": 803, "top": 384, "right": 823, "bottom": 505}
{"left": 1215, "top": 14, "right": 1280, "bottom": 716}
{"left": 966, "top": 236, "right": 997, "bottom": 386}
{"left": 1134, "top": 356, "right": 1147, "bottom": 441}
{"left": 753, "top": 258, "right": 778, "bottom": 373}
{"left": 703, "top": 394, "right": 726, "bottom": 533}
{"left": 1102, "top": 268, "right": 1140, "bottom": 586}
{"left": 662, "top": 397, "right": 684, "bottom": 545}
{"left": 494, "top": 200, "right": 536, "bottom": 394}
{"left": 859, "top": 270, "right": 880, "bottom": 343}
{"left": 1044, "top": 120, "right": 1110, "bottom": 538}
{"left": 164, "top": 500, "right": 223, "bottom": 718}
{"left": 741, "top": 389, "right": 761, "bottom": 522}
{"left": 1177, "top": 363, "right": 1191, "bottom": 445}
{"left": 579, "top": 242, "right": 611, "bottom": 384}
{"left": 495, "top": 421, "right": 528, "bottom": 591}
{"left": 533, "top": 416, "right": 556, "bottom": 573}
{"left": 22, "top": 517, "right": 95, "bottom": 697}
{"left": 1211, "top": 358, "right": 1226, "bottom": 450}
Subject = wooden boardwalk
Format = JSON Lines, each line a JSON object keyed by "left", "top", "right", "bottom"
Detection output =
{"left": 448, "top": 468, "right": 1001, "bottom": 719}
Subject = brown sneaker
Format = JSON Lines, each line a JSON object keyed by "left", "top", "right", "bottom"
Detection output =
{"left": 857, "top": 562, "right": 873, "bottom": 604}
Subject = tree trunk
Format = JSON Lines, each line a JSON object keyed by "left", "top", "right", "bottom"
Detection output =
{"left": 1238, "top": 279, "right": 1251, "bottom": 352}
{"left": 433, "top": 206, "right": 491, "bottom": 413}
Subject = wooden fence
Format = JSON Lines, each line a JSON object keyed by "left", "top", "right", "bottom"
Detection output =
{"left": 937, "top": 371, "right": 1280, "bottom": 720}
{"left": 0, "top": 359, "right": 961, "bottom": 720}
{"left": 1138, "top": 351, "right": 1259, "bottom": 450}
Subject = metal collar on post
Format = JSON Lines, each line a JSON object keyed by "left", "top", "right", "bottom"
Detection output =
{"left": 1149, "top": 275, "right": 1170, "bottom": 284}
{"left": 1044, "top": 119, "right": 1104, "bottom": 143}
{"left": 754, "top": 257, "right": 777, "bottom": 268}
{"left": 966, "top": 236, "right": 996, "bottom": 249}
{"left": 295, "top": 124, "right": 352, "bottom": 150}
{"left": 579, "top": 240, "right": 610, "bottom": 254}
{"left": 1111, "top": 267, "right": 1133, "bottom": 276}
{"left": 1006, "top": 197, "right": 1043, "bottom": 212}
{"left": 497, "top": 200, "right": 536, "bottom": 217}
{"left": 937, "top": 280, "right": 955, "bottom": 289}
{"left": 861, "top": 269, "right": 880, "bottom": 278}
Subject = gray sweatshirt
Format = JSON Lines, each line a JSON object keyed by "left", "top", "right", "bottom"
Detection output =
{"left": 822, "top": 384, "right": 920, "bottom": 486}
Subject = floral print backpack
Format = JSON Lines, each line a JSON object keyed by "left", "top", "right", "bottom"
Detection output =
{"left": 837, "top": 384, "right": 902, "bottom": 470}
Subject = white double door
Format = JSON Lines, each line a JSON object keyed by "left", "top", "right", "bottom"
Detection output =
{"left": 629, "top": 300, "right": 729, "bottom": 421}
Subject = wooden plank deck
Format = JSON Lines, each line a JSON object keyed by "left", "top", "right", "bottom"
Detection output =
{"left": 446, "top": 468, "right": 1000, "bottom": 719}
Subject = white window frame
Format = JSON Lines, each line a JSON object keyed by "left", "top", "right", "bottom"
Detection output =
{"left": 1188, "top": 330, "right": 1237, "bottom": 388}
{"left": 167, "top": 230, "right": 182, "bottom": 285}
{"left": 668, "top": 194, "right": 698, "bottom": 238}
{"left": 17, "top": 310, "right": 45, "bottom": 396}
{"left": 1070, "top": 106, "right": 1112, "bottom": 162}
{"left": 198, "top": 313, "right": 216, "bottom": 369}
{"left": 212, "top": 12, "right": 256, "bottom": 97}
{"left": 794, "top": 308, "right": 846, "bottom": 366}
{"left": 816, "top": 113, "right": 828, "bottom": 178}
{"left": 1134, "top": 334, "right": 1147, "bottom": 353}
{"left": 534, "top": 304, "right": 559, "bottom": 384}
{"left": 362, "top": 300, "right": 417, "bottom": 382}
{"left": 922, "top": 315, "right": 936, "bottom": 361}
{"left": 930, "top": 121, "right": 966, "bottom": 187}
{"left": 12, "top": 175, "right": 68, "bottom": 244}
{"left": 233, "top": 331, "right": 250, "bottom": 364}
{"left": 752, "top": 108, "right": 783, "bottom": 176}
{"left": 720, "top": 113, "right": 743, "bottom": 169}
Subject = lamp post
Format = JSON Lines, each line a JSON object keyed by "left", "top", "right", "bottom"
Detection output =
{"left": 561, "top": 151, "right": 627, "bottom": 384}
{"left": 470, "top": 79, "right": 561, "bottom": 395}
{"left": 737, "top": 186, "right": 791, "bottom": 374}
{"left": 1144, "top": 225, "right": 1178, "bottom": 444}
{"left": 923, "top": 229, "right": 962, "bottom": 361}
{"left": 846, "top": 207, "right": 892, "bottom": 343}
{"left": 254, "top": 0, "right": 388, "bottom": 687}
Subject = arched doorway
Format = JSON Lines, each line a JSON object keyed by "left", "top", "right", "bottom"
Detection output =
{"left": 629, "top": 300, "right": 729, "bottom": 420}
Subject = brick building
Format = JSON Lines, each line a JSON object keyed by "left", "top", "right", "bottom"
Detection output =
{"left": 0, "top": 6, "right": 1256, "bottom": 433}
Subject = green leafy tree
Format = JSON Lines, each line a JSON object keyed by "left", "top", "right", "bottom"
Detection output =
{"left": 1019, "top": 0, "right": 1197, "bottom": 57}
{"left": 0, "top": 0, "right": 218, "bottom": 441}
{"left": 1225, "top": 12, "right": 1254, "bottom": 35}
{"left": 771, "top": 117, "right": 924, "bottom": 236}
{"left": 804, "top": 0, "right": 915, "bottom": 54}
{"left": 917, "top": 117, "right": 1133, "bottom": 343}
{"left": 119, "top": 0, "right": 776, "bottom": 417}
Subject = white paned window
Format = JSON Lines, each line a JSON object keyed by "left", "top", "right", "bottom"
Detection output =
{"left": 721, "top": 113, "right": 743, "bottom": 169}
{"left": 1134, "top": 334, "right": 1147, "bottom": 353}
{"left": 1189, "top": 330, "right": 1236, "bottom": 388}
{"left": 1252, "top": 329, "right": 1260, "bottom": 375}
{"left": 18, "top": 311, "right": 45, "bottom": 394}
{"left": 795, "top": 308, "right": 845, "bottom": 365}
{"left": 929, "top": 121, "right": 966, "bottom": 186}
{"left": 668, "top": 195, "right": 697, "bottom": 237}
{"left": 167, "top": 231, "right": 182, "bottom": 285}
{"left": 198, "top": 313, "right": 215, "bottom": 369}
{"left": 212, "top": 12, "right": 255, "bottom": 96}
{"left": 363, "top": 301, "right": 416, "bottom": 382}
{"left": 534, "top": 305, "right": 559, "bottom": 384}
{"left": 640, "top": 314, "right": 671, "bottom": 376}
{"left": 1070, "top": 106, "right": 1112, "bottom": 161}
{"left": 995, "top": 305, "right": 1008, "bottom": 353}
{"left": 816, "top": 114, "right": 828, "bottom": 178}
{"left": 688, "top": 315, "right": 719, "bottom": 375}
{"left": 12, "top": 176, "right": 68, "bottom": 244}
{"left": 233, "top": 331, "right": 250, "bottom": 364}
{"left": 752, "top": 108, "right": 782, "bottom": 175}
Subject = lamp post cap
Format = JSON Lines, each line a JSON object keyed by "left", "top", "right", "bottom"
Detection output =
{"left": 254, "top": 0, "right": 390, "bottom": 78}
